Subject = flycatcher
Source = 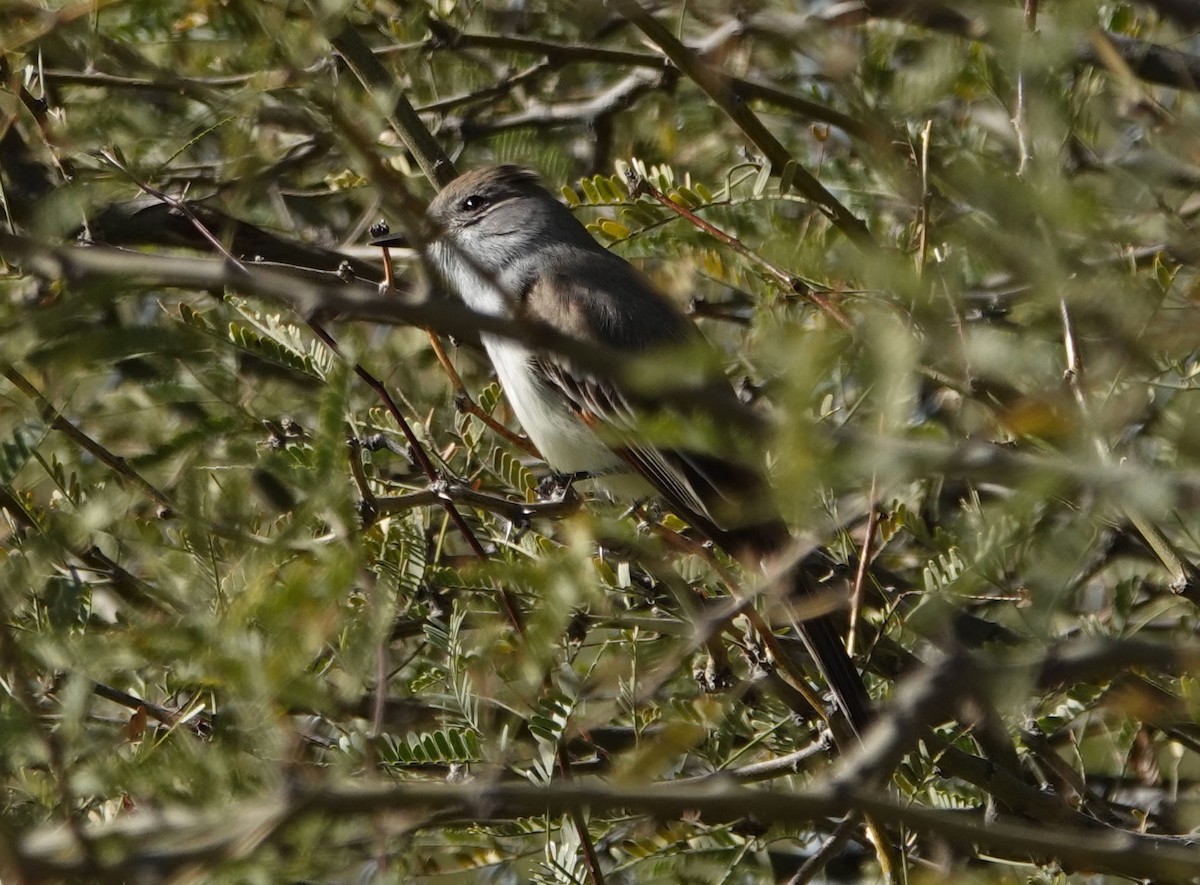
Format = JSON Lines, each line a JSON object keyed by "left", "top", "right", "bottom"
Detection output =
{"left": 375, "top": 165, "right": 872, "bottom": 734}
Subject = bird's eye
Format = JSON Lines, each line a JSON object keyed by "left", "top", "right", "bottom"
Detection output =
{"left": 458, "top": 194, "right": 490, "bottom": 213}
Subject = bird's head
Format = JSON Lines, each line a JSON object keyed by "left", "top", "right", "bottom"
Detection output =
{"left": 424, "top": 165, "right": 597, "bottom": 275}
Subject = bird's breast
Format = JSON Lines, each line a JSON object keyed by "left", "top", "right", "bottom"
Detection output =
{"left": 481, "top": 336, "right": 624, "bottom": 478}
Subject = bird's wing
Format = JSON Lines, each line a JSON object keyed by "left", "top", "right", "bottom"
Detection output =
{"left": 531, "top": 353, "right": 770, "bottom": 541}
{"left": 519, "top": 260, "right": 764, "bottom": 533}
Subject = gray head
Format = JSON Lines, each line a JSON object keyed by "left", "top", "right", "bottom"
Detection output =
{"left": 426, "top": 165, "right": 599, "bottom": 269}
{"left": 416, "top": 165, "right": 607, "bottom": 315}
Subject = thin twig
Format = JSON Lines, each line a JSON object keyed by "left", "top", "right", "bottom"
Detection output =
{"left": 2, "top": 365, "right": 175, "bottom": 512}
{"left": 420, "top": 22, "right": 882, "bottom": 143}
{"left": 1013, "top": 0, "right": 1038, "bottom": 175}
{"left": 425, "top": 332, "right": 541, "bottom": 457}
{"left": 92, "top": 682, "right": 212, "bottom": 738}
{"left": 96, "top": 149, "right": 248, "bottom": 270}
{"left": 846, "top": 476, "right": 878, "bottom": 658}
{"left": 609, "top": 0, "right": 874, "bottom": 247}
{"left": 1059, "top": 298, "right": 1200, "bottom": 600}
{"left": 312, "top": 2, "right": 455, "bottom": 187}
{"left": 627, "top": 172, "right": 854, "bottom": 329}
{"left": 447, "top": 68, "right": 668, "bottom": 141}
{"left": 786, "top": 813, "right": 862, "bottom": 885}
{"left": 303, "top": 321, "right": 525, "bottom": 630}
{"left": 374, "top": 483, "right": 579, "bottom": 524}
{"left": 917, "top": 119, "right": 933, "bottom": 272}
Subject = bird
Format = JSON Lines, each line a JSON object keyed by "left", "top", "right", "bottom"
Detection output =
{"left": 373, "top": 164, "right": 872, "bottom": 735}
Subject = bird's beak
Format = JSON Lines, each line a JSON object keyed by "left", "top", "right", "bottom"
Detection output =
{"left": 370, "top": 232, "right": 410, "bottom": 248}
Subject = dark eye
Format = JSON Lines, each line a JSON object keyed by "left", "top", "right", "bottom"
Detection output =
{"left": 458, "top": 194, "right": 490, "bottom": 213}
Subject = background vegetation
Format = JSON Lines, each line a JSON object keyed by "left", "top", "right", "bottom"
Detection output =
{"left": 3, "top": 0, "right": 1200, "bottom": 881}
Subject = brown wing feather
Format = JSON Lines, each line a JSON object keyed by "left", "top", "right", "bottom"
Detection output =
{"left": 534, "top": 356, "right": 730, "bottom": 529}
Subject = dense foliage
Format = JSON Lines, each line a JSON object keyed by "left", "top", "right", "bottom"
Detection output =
{"left": 3, "top": 1, "right": 1200, "bottom": 881}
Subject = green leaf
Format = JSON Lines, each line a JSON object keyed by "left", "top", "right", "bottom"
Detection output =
{"left": 598, "top": 219, "right": 630, "bottom": 239}
{"left": 579, "top": 177, "right": 602, "bottom": 204}
{"left": 0, "top": 426, "right": 37, "bottom": 485}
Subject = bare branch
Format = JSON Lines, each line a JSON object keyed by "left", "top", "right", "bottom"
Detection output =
{"left": 16, "top": 778, "right": 1200, "bottom": 881}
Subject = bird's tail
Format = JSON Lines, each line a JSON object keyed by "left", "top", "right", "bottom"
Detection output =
{"left": 790, "top": 588, "right": 873, "bottom": 736}
{"left": 729, "top": 522, "right": 873, "bottom": 737}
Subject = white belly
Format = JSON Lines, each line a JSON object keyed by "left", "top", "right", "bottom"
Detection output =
{"left": 483, "top": 336, "right": 618, "bottom": 474}
{"left": 481, "top": 337, "right": 653, "bottom": 502}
